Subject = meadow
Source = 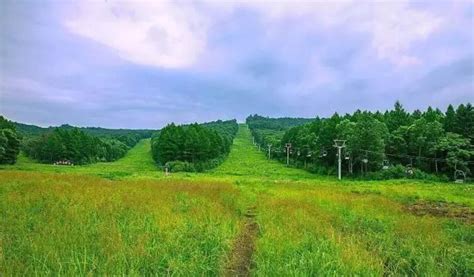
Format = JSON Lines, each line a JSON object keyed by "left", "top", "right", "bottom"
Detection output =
{"left": 1, "top": 125, "right": 473, "bottom": 275}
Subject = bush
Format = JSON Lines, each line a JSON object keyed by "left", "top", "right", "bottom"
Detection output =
{"left": 165, "top": 161, "right": 195, "bottom": 172}
{"left": 364, "top": 164, "right": 447, "bottom": 181}
{"left": 306, "top": 164, "right": 336, "bottom": 176}
{"left": 164, "top": 156, "right": 228, "bottom": 173}
{"left": 365, "top": 164, "right": 407, "bottom": 179}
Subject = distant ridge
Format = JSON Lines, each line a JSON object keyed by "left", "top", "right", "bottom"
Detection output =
{"left": 12, "top": 121, "right": 156, "bottom": 138}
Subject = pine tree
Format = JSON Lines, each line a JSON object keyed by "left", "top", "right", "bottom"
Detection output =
{"left": 385, "top": 101, "right": 411, "bottom": 131}
{"left": 444, "top": 104, "right": 456, "bottom": 132}
{"left": 454, "top": 103, "right": 474, "bottom": 143}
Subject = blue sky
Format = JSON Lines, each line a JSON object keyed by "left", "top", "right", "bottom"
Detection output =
{"left": 1, "top": 0, "right": 473, "bottom": 129}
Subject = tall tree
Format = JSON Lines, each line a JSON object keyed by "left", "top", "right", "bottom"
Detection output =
{"left": 0, "top": 129, "right": 20, "bottom": 164}
{"left": 436, "top": 133, "right": 473, "bottom": 175}
{"left": 454, "top": 103, "right": 474, "bottom": 143}
{"left": 444, "top": 104, "right": 456, "bottom": 133}
{"left": 0, "top": 116, "right": 21, "bottom": 164}
{"left": 385, "top": 101, "right": 411, "bottom": 132}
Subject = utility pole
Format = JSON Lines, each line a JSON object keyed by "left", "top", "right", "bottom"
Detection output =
{"left": 333, "top": 140, "right": 346, "bottom": 180}
{"left": 268, "top": 144, "right": 272, "bottom": 159}
{"left": 285, "top": 143, "right": 292, "bottom": 166}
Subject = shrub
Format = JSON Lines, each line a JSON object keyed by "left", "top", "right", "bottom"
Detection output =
{"left": 364, "top": 164, "right": 447, "bottom": 182}
{"left": 165, "top": 161, "right": 195, "bottom": 172}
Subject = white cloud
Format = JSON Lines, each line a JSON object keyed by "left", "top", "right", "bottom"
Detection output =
{"left": 368, "top": 1, "right": 443, "bottom": 66}
{"left": 233, "top": 0, "right": 443, "bottom": 67}
{"left": 64, "top": 0, "right": 446, "bottom": 68}
{"left": 258, "top": 1, "right": 443, "bottom": 66}
{"left": 65, "top": 1, "right": 210, "bottom": 68}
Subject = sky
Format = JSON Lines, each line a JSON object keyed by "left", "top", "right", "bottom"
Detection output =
{"left": 0, "top": 0, "right": 473, "bottom": 129}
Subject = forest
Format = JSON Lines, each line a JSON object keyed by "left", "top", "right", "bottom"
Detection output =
{"left": 247, "top": 102, "right": 474, "bottom": 180}
{"left": 246, "top": 114, "right": 312, "bottom": 149}
{"left": 0, "top": 117, "right": 153, "bottom": 165}
{"left": 151, "top": 119, "right": 238, "bottom": 172}
{"left": 21, "top": 128, "right": 145, "bottom": 164}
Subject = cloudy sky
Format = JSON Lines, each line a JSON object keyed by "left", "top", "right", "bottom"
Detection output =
{"left": 0, "top": 0, "right": 473, "bottom": 129}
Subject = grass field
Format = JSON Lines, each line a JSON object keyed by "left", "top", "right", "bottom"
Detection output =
{"left": 1, "top": 124, "right": 473, "bottom": 275}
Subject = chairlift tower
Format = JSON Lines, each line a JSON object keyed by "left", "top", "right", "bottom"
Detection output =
{"left": 285, "top": 143, "right": 292, "bottom": 166}
{"left": 333, "top": 140, "right": 346, "bottom": 180}
{"left": 268, "top": 144, "right": 272, "bottom": 159}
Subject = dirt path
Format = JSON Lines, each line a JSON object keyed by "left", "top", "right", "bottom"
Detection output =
{"left": 405, "top": 200, "right": 474, "bottom": 224}
{"left": 223, "top": 206, "right": 259, "bottom": 277}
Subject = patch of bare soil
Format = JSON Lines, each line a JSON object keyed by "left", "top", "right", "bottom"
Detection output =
{"left": 405, "top": 201, "right": 474, "bottom": 224}
{"left": 224, "top": 206, "right": 259, "bottom": 277}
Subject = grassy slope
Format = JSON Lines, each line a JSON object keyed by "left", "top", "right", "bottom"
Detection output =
{"left": 215, "top": 125, "right": 474, "bottom": 275}
{"left": 209, "top": 125, "right": 315, "bottom": 180}
{"left": 1, "top": 139, "right": 242, "bottom": 275}
{"left": 1, "top": 124, "right": 473, "bottom": 275}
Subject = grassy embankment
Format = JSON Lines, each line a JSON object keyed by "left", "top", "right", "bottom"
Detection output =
{"left": 1, "top": 124, "right": 473, "bottom": 275}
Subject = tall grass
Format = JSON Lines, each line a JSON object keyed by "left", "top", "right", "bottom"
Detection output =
{"left": 253, "top": 185, "right": 473, "bottom": 275}
{"left": 0, "top": 172, "right": 242, "bottom": 275}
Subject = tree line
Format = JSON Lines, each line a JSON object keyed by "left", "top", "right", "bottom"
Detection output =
{"left": 247, "top": 102, "right": 474, "bottom": 180}
{"left": 246, "top": 115, "right": 312, "bottom": 150}
{"left": 151, "top": 119, "right": 238, "bottom": 172}
{"left": 22, "top": 128, "right": 147, "bottom": 165}
{"left": 0, "top": 116, "right": 21, "bottom": 164}
{"left": 0, "top": 116, "right": 153, "bottom": 165}
{"left": 13, "top": 122, "right": 154, "bottom": 138}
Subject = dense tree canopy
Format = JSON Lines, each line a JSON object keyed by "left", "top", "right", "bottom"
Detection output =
{"left": 4, "top": 118, "right": 152, "bottom": 165}
{"left": 246, "top": 115, "right": 312, "bottom": 131}
{"left": 0, "top": 116, "right": 21, "bottom": 164}
{"left": 248, "top": 103, "right": 474, "bottom": 180}
{"left": 22, "top": 128, "right": 140, "bottom": 164}
{"left": 246, "top": 114, "right": 312, "bottom": 151}
{"left": 151, "top": 120, "right": 238, "bottom": 171}
{"left": 13, "top": 122, "right": 154, "bottom": 139}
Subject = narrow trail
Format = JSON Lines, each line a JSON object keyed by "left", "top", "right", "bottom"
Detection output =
{"left": 217, "top": 124, "right": 311, "bottom": 276}
{"left": 224, "top": 205, "right": 259, "bottom": 277}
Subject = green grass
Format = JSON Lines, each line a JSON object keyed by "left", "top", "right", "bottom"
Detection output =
{"left": 209, "top": 125, "right": 315, "bottom": 180}
{"left": 0, "top": 172, "right": 242, "bottom": 275}
{"left": 1, "top": 124, "right": 473, "bottom": 275}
